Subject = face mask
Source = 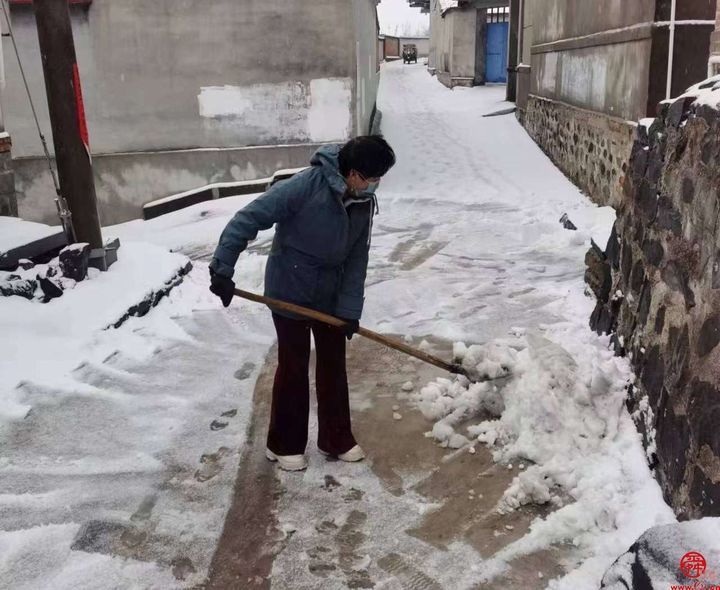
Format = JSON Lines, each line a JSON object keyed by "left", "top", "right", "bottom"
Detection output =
{"left": 366, "top": 181, "right": 380, "bottom": 194}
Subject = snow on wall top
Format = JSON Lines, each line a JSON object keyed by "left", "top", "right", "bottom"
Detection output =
{"left": 687, "top": 74, "right": 720, "bottom": 110}
{"left": 438, "top": 0, "right": 459, "bottom": 14}
{"left": 670, "top": 74, "right": 720, "bottom": 111}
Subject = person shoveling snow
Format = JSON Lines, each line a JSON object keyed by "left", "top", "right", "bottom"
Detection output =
{"left": 208, "top": 136, "right": 396, "bottom": 471}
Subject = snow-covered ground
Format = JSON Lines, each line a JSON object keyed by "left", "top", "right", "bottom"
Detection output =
{"left": 0, "top": 60, "right": 679, "bottom": 588}
{"left": 361, "top": 62, "right": 675, "bottom": 587}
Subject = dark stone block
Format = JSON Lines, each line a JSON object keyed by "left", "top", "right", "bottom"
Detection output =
{"left": 696, "top": 103, "right": 720, "bottom": 124}
{"left": 654, "top": 305, "right": 666, "bottom": 334}
{"left": 610, "top": 333, "right": 626, "bottom": 356}
{"left": 559, "top": 213, "right": 577, "bottom": 231}
{"left": 662, "top": 261, "right": 694, "bottom": 309}
{"left": 697, "top": 315, "right": 720, "bottom": 357}
{"left": 668, "top": 325, "right": 689, "bottom": 389}
{"left": 638, "top": 281, "right": 652, "bottom": 325}
{"left": 605, "top": 224, "right": 621, "bottom": 271}
{"left": 38, "top": 276, "right": 63, "bottom": 302}
{"left": 656, "top": 100, "right": 671, "bottom": 120}
{"left": 621, "top": 238, "right": 634, "bottom": 284}
{"left": 59, "top": 243, "right": 90, "bottom": 282}
{"left": 636, "top": 179, "right": 659, "bottom": 223}
{"left": 634, "top": 218, "right": 646, "bottom": 244}
{"left": 631, "top": 143, "right": 649, "bottom": 179}
{"left": 688, "top": 379, "right": 720, "bottom": 451}
{"left": 630, "top": 260, "right": 645, "bottom": 294}
{"left": 656, "top": 196, "right": 683, "bottom": 236}
{"left": 642, "top": 239, "right": 664, "bottom": 266}
{"left": 689, "top": 468, "right": 720, "bottom": 516}
{"left": 646, "top": 148, "right": 664, "bottom": 185}
{"left": 681, "top": 177, "right": 695, "bottom": 203}
{"left": 0, "top": 278, "right": 36, "bottom": 299}
{"left": 667, "top": 96, "right": 696, "bottom": 128}
{"left": 585, "top": 242, "right": 612, "bottom": 303}
{"left": 595, "top": 304, "right": 615, "bottom": 336}
{"left": 641, "top": 346, "right": 664, "bottom": 406}
{"left": 655, "top": 402, "right": 690, "bottom": 494}
{"left": 18, "top": 259, "right": 34, "bottom": 270}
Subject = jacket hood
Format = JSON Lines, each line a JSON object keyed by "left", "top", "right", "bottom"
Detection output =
{"left": 310, "top": 144, "right": 348, "bottom": 195}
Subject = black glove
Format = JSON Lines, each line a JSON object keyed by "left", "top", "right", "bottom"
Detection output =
{"left": 339, "top": 318, "right": 359, "bottom": 340}
{"left": 209, "top": 269, "right": 235, "bottom": 308}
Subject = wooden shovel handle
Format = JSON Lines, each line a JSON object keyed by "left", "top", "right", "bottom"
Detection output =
{"left": 233, "top": 288, "right": 466, "bottom": 377}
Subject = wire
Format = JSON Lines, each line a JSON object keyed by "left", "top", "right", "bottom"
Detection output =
{"left": 0, "top": 0, "right": 75, "bottom": 240}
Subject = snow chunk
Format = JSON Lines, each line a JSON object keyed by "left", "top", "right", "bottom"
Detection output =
{"left": 453, "top": 341, "right": 517, "bottom": 381}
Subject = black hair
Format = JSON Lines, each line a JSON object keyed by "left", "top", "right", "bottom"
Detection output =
{"left": 338, "top": 135, "right": 396, "bottom": 179}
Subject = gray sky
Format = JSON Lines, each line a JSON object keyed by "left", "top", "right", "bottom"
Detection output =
{"left": 377, "top": 0, "right": 430, "bottom": 36}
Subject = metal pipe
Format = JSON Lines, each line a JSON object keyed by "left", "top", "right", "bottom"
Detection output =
{"left": 666, "top": 0, "right": 677, "bottom": 100}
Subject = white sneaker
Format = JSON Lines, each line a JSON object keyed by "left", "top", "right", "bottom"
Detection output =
{"left": 319, "top": 445, "right": 366, "bottom": 462}
{"left": 265, "top": 448, "right": 308, "bottom": 471}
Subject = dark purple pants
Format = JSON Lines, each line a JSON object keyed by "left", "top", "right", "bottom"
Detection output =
{"left": 267, "top": 312, "right": 357, "bottom": 456}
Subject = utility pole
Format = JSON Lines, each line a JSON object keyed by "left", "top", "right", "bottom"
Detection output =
{"left": 32, "top": 0, "right": 102, "bottom": 250}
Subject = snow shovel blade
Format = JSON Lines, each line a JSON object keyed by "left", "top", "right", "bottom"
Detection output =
{"left": 232, "top": 288, "right": 486, "bottom": 383}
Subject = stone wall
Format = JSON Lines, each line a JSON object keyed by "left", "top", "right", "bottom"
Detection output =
{"left": 586, "top": 89, "right": 720, "bottom": 519}
{"left": 523, "top": 95, "right": 635, "bottom": 208}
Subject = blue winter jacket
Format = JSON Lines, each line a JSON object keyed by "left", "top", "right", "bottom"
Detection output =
{"left": 209, "top": 144, "right": 378, "bottom": 321}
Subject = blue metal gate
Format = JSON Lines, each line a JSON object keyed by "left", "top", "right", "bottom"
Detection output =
{"left": 485, "top": 22, "right": 509, "bottom": 83}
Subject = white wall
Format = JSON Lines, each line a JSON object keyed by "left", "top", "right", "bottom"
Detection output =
{"left": 353, "top": 0, "right": 381, "bottom": 135}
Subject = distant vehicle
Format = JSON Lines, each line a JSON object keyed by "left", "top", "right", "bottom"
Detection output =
{"left": 402, "top": 44, "right": 417, "bottom": 64}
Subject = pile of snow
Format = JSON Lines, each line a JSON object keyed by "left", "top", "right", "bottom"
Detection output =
{"left": 453, "top": 340, "right": 516, "bottom": 381}
{"left": 0, "top": 241, "right": 190, "bottom": 424}
{"left": 0, "top": 216, "right": 59, "bottom": 255}
{"left": 1, "top": 195, "right": 274, "bottom": 589}
{"left": 413, "top": 325, "right": 676, "bottom": 585}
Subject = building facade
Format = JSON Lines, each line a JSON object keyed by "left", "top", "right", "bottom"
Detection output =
{"left": 422, "top": 0, "right": 509, "bottom": 88}
{"left": 515, "top": 0, "right": 717, "bottom": 208}
{"left": 4, "top": 0, "right": 380, "bottom": 225}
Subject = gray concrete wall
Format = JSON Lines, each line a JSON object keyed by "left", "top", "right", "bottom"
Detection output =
{"left": 4, "top": 1, "right": 362, "bottom": 156}
{"left": 353, "top": 0, "right": 381, "bottom": 135}
{"left": 531, "top": 0, "right": 656, "bottom": 45}
{"left": 531, "top": 38, "right": 653, "bottom": 122}
{"left": 529, "top": 0, "right": 656, "bottom": 122}
{"left": 430, "top": 1, "right": 479, "bottom": 87}
{"left": 16, "top": 143, "right": 324, "bottom": 226}
{"left": 3, "top": 0, "right": 381, "bottom": 224}
{"left": 450, "top": 10, "right": 478, "bottom": 81}
{"left": 0, "top": 0, "right": 14, "bottom": 217}
{"left": 521, "top": 0, "right": 533, "bottom": 64}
